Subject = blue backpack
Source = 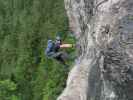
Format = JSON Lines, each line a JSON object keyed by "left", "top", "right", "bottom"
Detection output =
{"left": 45, "top": 40, "right": 55, "bottom": 58}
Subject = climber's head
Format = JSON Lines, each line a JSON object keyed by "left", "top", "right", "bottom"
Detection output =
{"left": 55, "top": 36, "right": 62, "bottom": 44}
{"left": 56, "top": 36, "right": 61, "bottom": 41}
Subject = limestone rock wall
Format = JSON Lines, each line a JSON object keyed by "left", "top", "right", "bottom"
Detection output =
{"left": 58, "top": 0, "right": 133, "bottom": 100}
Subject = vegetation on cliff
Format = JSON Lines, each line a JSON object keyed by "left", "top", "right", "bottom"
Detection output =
{"left": 0, "top": 0, "right": 75, "bottom": 100}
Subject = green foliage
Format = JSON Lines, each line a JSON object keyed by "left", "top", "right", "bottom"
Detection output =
{"left": 0, "top": 0, "right": 76, "bottom": 100}
{"left": 0, "top": 79, "right": 17, "bottom": 100}
{"left": 128, "top": 15, "right": 133, "bottom": 20}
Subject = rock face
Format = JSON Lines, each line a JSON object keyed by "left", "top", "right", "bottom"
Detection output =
{"left": 58, "top": 0, "right": 133, "bottom": 100}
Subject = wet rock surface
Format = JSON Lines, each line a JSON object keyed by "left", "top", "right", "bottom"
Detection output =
{"left": 58, "top": 0, "right": 133, "bottom": 100}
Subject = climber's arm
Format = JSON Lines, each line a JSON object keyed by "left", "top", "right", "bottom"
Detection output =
{"left": 60, "top": 44, "right": 73, "bottom": 48}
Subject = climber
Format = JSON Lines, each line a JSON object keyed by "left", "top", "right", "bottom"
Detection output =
{"left": 45, "top": 36, "right": 73, "bottom": 66}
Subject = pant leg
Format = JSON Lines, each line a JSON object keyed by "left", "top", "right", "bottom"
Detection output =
{"left": 54, "top": 52, "right": 68, "bottom": 66}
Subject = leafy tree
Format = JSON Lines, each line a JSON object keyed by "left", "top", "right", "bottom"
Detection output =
{"left": 0, "top": 79, "right": 18, "bottom": 100}
{"left": 0, "top": 0, "right": 75, "bottom": 100}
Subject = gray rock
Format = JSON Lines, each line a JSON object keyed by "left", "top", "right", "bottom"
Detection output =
{"left": 58, "top": 0, "right": 133, "bottom": 100}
